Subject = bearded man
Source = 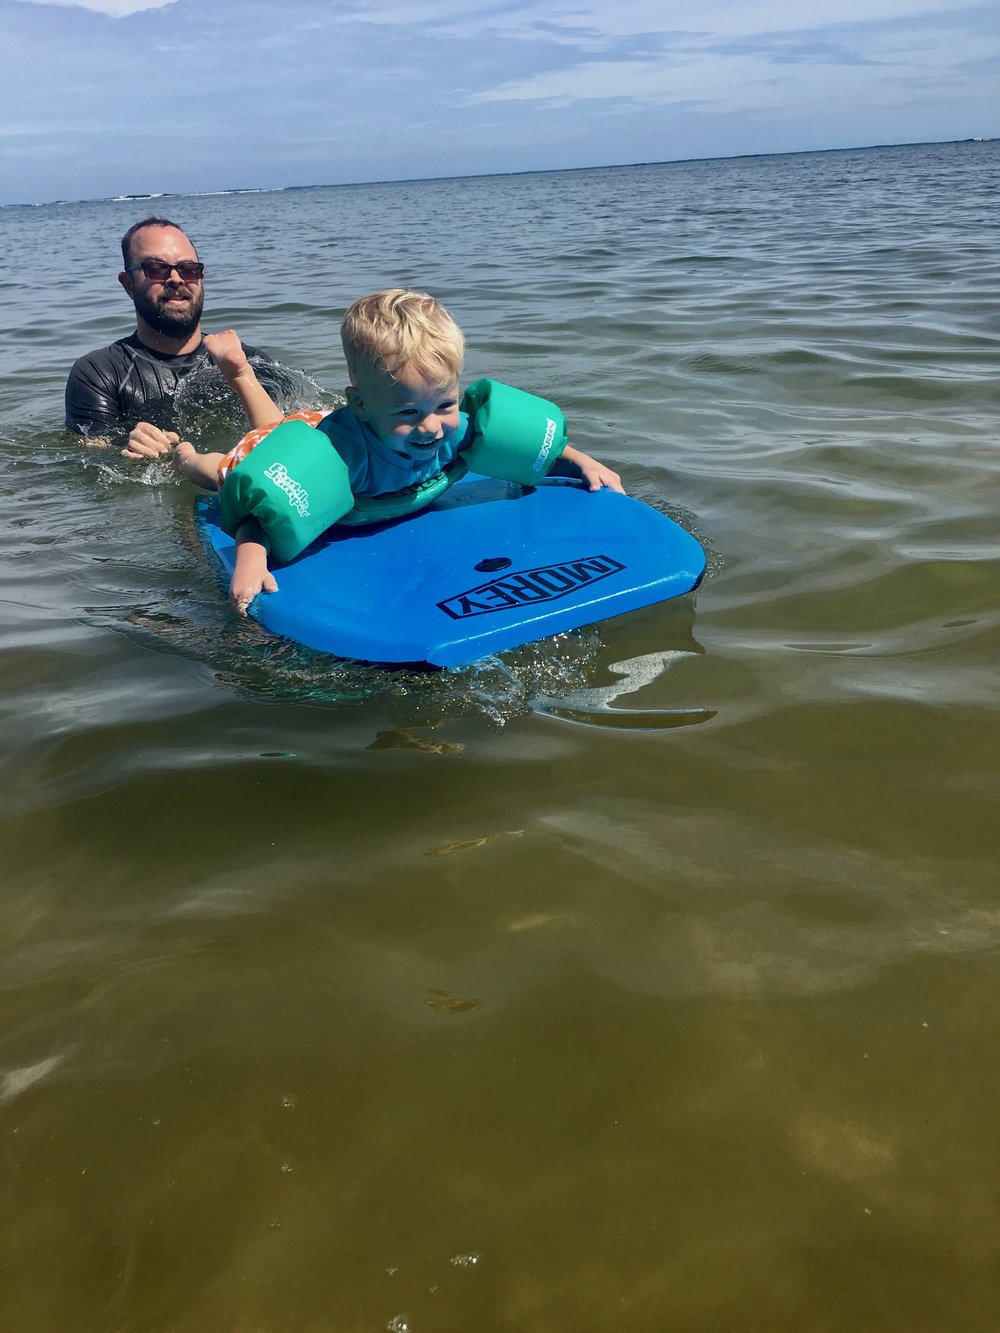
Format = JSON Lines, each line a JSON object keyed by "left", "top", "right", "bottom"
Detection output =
{"left": 65, "top": 217, "right": 272, "bottom": 460}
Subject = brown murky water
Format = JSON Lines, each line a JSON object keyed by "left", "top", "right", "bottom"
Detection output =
{"left": 1, "top": 143, "right": 999, "bottom": 1330}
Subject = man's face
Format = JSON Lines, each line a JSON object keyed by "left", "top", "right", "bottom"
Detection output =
{"left": 119, "top": 225, "right": 204, "bottom": 339}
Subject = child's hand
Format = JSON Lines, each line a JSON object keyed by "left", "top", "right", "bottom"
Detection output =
{"left": 203, "top": 329, "right": 249, "bottom": 381}
{"left": 562, "top": 445, "right": 625, "bottom": 493}
{"left": 578, "top": 457, "right": 624, "bottom": 493}
{"left": 229, "top": 567, "right": 278, "bottom": 616}
{"left": 230, "top": 521, "right": 276, "bottom": 615}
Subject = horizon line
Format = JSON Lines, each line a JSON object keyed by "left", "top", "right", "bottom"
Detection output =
{"left": 2, "top": 135, "right": 993, "bottom": 210}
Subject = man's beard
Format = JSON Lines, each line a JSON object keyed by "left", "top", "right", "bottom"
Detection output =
{"left": 133, "top": 283, "right": 204, "bottom": 339}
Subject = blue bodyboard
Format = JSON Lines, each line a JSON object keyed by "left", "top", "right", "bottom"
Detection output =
{"left": 194, "top": 477, "right": 705, "bottom": 668}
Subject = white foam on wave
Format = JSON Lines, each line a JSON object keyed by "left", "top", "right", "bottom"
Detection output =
{"left": 0, "top": 1053, "right": 65, "bottom": 1105}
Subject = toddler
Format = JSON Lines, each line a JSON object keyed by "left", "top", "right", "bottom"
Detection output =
{"left": 178, "top": 291, "right": 622, "bottom": 613}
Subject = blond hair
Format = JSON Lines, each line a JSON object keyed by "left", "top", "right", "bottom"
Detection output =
{"left": 341, "top": 289, "right": 465, "bottom": 388}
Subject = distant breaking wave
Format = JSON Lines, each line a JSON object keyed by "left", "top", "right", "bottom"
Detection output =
{"left": 106, "top": 187, "right": 289, "bottom": 202}
{"left": 185, "top": 187, "right": 289, "bottom": 197}
{"left": 9, "top": 186, "right": 293, "bottom": 208}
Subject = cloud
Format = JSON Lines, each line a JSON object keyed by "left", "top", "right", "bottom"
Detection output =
{"left": 465, "top": 6, "right": 997, "bottom": 109}
{"left": 344, "top": 0, "right": 989, "bottom": 45}
{"left": 1, "top": 0, "right": 995, "bottom": 204}
{"left": 17, "top": 0, "right": 174, "bottom": 15}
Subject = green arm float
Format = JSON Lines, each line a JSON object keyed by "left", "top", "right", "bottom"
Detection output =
{"left": 460, "top": 379, "right": 567, "bottom": 484}
{"left": 219, "top": 419, "right": 354, "bottom": 565}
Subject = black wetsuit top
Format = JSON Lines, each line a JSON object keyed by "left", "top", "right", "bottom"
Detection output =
{"left": 65, "top": 333, "right": 271, "bottom": 437}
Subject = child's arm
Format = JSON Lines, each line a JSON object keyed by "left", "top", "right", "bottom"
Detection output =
{"left": 560, "top": 445, "right": 624, "bottom": 493}
{"left": 174, "top": 332, "right": 281, "bottom": 490}
{"left": 203, "top": 330, "right": 282, "bottom": 430}
{"left": 175, "top": 442, "right": 224, "bottom": 489}
{"left": 230, "top": 518, "right": 278, "bottom": 615}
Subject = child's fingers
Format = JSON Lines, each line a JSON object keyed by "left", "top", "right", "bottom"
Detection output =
{"left": 593, "top": 465, "right": 623, "bottom": 493}
{"left": 585, "top": 466, "right": 623, "bottom": 493}
{"left": 229, "top": 576, "right": 278, "bottom": 615}
{"left": 229, "top": 581, "right": 257, "bottom": 615}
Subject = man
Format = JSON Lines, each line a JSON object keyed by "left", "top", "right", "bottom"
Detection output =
{"left": 65, "top": 217, "right": 272, "bottom": 459}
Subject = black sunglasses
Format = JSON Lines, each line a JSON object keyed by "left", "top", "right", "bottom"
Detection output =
{"left": 126, "top": 258, "right": 205, "bottom": 282}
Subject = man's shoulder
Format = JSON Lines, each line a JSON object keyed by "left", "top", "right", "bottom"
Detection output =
{"left": 71, "top": 333, "right": 215, "bottom": 373}
{"left": 68, "top": 331, "right": 208, "bottom": 380}
{"left": 69, "top": 333, "right": 143, "bottom": 375}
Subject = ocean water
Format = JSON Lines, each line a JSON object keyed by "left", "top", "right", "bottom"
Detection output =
{"left": 1, "top": 141, "right": 999, "bottom": 1331}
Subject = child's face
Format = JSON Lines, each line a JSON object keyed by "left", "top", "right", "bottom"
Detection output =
{"left": 348, "top": 363, "right": 461, "bottom": 462}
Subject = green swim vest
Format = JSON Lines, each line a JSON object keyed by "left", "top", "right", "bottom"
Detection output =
{"left": 219, "top": 379, "right": 567, "bottom": 564}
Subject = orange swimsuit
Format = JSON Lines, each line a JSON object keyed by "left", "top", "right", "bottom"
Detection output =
{"left": 216, "top": 410, "right": 328, "bottom": 487}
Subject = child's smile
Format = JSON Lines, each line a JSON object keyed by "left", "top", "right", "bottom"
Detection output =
{"left": 348, "top": 364, "right": 462, "bottom": 461}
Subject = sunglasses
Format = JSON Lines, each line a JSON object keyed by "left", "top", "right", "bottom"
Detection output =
{"left": 126, "top": 258, "right": 205, "bottom": 282}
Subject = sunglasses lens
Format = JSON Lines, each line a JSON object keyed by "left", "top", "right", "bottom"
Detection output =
{"left": 140, "top": 259, "right": 204, "bottom": 281}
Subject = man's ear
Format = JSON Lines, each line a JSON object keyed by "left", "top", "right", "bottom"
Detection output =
{"left": 345, "top": 385, "right": 368, "bottom": 421}
{"left": 118, "top": 271, "right": 134, "bottom": 298}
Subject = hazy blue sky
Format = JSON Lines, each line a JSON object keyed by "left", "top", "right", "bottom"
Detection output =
{"left": 3, "top": 0, "right": 997, "bottom": 204}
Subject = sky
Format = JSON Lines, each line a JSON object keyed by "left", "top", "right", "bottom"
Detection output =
{"left": 2, "top": 0, "right": 997, "bottom": 205}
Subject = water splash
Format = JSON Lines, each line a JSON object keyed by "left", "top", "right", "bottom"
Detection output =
{"left": 173, "top": 356, "right": 340, "bottom": 449}
{"left": 532, "top": 649, "right": 716, "bottom": 731}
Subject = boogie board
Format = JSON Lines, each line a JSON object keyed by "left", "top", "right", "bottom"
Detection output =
{"left": 194, "top": 476, "right": 705, "bottom": 668}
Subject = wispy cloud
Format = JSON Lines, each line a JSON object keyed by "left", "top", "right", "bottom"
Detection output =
{"left": 468, "top": 15, "right": 995, "bottom": 109}
{"left": 339, "top": 0, "right": 991, "bottom": 43}
{"left": 20, "top": 0, "right": 175, "bottom": 14}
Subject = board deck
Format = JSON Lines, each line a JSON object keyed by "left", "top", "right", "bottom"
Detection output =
{"left": 194, "top": 476, "right": 706, "bottom": 667}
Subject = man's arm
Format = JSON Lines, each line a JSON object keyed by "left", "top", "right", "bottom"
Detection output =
{"left": 65, "top": 355, "right": 124, "bottom": 439}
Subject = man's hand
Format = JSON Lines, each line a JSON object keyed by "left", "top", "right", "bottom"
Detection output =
{"left": 121, "top": 421, "right": 181, "bottom": 460}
